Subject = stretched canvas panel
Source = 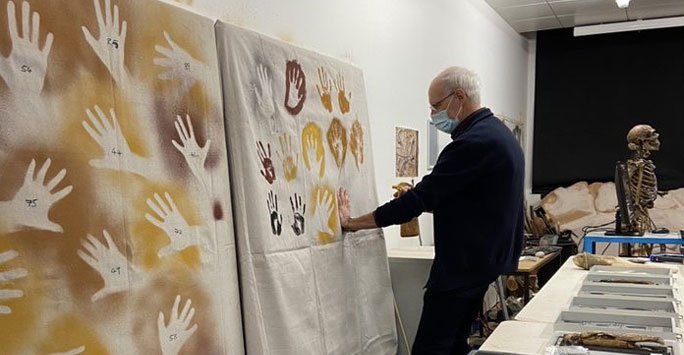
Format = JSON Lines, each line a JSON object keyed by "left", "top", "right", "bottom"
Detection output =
{"left": 0, "top": 0, "right": 243, "bottom": 353}
{"left": 216, "top": 21, "right": 397, "bottom": 355}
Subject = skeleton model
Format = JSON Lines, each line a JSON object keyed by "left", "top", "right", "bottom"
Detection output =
{"left": 626, "top": 124, "right": 660, "bottom": 233}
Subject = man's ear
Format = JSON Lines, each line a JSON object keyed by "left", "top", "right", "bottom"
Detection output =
{"left": 454, "top": 88, "right": 466, "bottom": 102}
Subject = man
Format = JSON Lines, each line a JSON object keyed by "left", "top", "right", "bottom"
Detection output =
{"left": 337, "top": 67, "right": 524, "bottom": 355}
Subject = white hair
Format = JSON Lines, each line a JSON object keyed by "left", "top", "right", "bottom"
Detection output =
{"left": 439, "top": 67, "right": 481, "bottom": 104}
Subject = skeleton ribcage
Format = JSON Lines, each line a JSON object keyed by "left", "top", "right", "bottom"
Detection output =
{"left": 628, "top": 159, "right": 658, "bottom": 207}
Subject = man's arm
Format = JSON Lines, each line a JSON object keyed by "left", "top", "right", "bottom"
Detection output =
{"left": 341, "top": 212, "right": 377, "bottom": 232}
{"left": 338, "top": 139, "right": 491, "bottom": 232}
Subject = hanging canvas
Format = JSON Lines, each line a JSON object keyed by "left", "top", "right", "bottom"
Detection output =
{"left": 0, "top": 0, "right": 243, "bottom": 353}
{"left": 216, "top": 21, "right": 397, "bottom": 355}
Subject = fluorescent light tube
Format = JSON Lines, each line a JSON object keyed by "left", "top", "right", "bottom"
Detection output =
{"left": 615, "top": 0, "right": 631, "bottom": 9}
{"left": 574, "top": 16, "right": 684, "bottom": 37}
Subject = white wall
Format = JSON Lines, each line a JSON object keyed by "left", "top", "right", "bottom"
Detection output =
{"left": 167, "top": 0, "right": 531, "bottom": 249}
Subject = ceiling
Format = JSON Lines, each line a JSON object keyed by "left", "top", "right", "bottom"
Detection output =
{"left": 484, "top": 0, "right": 684, "bottom": 33}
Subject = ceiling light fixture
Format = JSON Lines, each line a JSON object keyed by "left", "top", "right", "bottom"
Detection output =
{"left": 574, "top": 16, "right": 684, "bottom": 36}
{"left": 615, "top": 0, "right": 631, "bottom": 8}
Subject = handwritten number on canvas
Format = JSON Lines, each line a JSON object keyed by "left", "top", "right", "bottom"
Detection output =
{"left": 106, "top": 38, "right": 119, "bottom": 49}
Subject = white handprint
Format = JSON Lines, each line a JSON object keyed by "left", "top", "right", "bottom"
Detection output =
{"left": 0, "top": 158, "right": 73, "bottom": 234}
{"left": 306, "top": 135, "right": 319, "bottom": 173}
{"left": 81, "top": 105, "right": 148, "bottom": 177}
{"left": 145, "top": 192, "right": 204, "bottom": 257}
{"left": 158, "top": 295, "right": 198, "bottom": 355}
{"left": 0, "top": 1, "right": 54, "bottom": 95}
{"left": 81, "top": 0, "right": 127, "bottom": 83}
{"left": 77, "top": 230, "right": 129, "bottom": 302}
{"left": 0, "top": 249, "right": 27, "bottom": 314}
{"left": 46, "top": 345, "right": 86, "bottom": 355}
{"left": 254, "top": 64, "right": 276, "bottom": 131}
{"left": 171, "top": 114, "right": 210, "bottom": 191}
{"left": 154, "top": 31, "right": 205, "bottom": 95}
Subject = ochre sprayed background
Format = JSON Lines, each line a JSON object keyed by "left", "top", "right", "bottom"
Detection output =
{"left": 0, "top": 0, "right": 234, "bottom": 353}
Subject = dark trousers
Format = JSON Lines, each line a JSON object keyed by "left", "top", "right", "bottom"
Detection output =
{"left": 411, "top": 284, "right": 489, "bottom": 355}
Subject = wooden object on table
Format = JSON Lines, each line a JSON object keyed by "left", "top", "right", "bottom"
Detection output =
{"left": 392, "top": 182, "right": 420, "bottom": 238}
{"left": 518, "top": 251, "right": 561, "bottom": 273}
{"left": 513, "top": 251, "right": 561, "bottom": 305}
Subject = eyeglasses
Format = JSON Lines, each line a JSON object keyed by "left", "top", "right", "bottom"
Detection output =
{"left": 429, "top": 92, "right": 455, "bottom": 113}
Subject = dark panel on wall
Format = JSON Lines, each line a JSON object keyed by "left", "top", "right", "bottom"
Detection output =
{"left": 533, "top": 27, "right": 684, "bottom": 195}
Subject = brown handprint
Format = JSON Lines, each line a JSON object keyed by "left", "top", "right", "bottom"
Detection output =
{"left": 315, "top": 67, "right": 333, "bottom": 113}
{"left": 284, "top": 60, "right": 306, "bottom": 115}
{"left": 326, "top": 118, "right": 348, "bottom": 169}
{"left": 335, "top": 73, "right": 352, "bottom": 114}
{"left": 256, "top": 141, "right": 276, "bottom": 184}
{"left": 350, "top": 119, "right": 364, "bottom": 170}
{"left": 276, "top": 134, "right": 298, "bottom": 182}
{"left": 301, "top": 122, "right": 325, "bottom": 178}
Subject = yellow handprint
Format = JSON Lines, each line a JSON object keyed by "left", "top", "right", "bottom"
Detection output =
{"left": 311, "top": 185, "right": 339, "bottom": 245}
{"left": 277, "top": 134, "right": 298, "bottom": 182}
{"left": 335, "top": 73, "right": 352, "bottom": 114}
{"left": 315, "top": 67, "right": 333, "bottom": 113}
{"left": 326, "top": 118, "right": 348, "bottom": 169}
{"left": 350, "top": 119, "right": 364, "bottom": 170}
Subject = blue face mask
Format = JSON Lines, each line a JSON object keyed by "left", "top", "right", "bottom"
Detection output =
{"left": 431, "top": 97, "right": 463, "bottom": 133}
{"left": 431, "top": 110, "right": 459, "bottom": 133}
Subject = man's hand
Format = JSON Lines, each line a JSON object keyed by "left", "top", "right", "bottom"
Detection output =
{"left": 337, "top": 188, "right": 351, "bottom": 231}
{"left": 337, "top": 187, "right": 378, "bottom": 232}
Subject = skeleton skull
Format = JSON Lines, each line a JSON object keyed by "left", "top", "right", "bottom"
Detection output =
{"left": 627, "top": 124, "right": 660, "bottom": 153}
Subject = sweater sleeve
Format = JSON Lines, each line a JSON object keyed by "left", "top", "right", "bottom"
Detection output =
{"left": 373, "top": 139, "right": 492, "bottom": 227}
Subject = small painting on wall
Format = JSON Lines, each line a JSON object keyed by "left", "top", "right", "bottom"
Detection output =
{"left": 395, "top": 127, "right": 418, "bottom": 177}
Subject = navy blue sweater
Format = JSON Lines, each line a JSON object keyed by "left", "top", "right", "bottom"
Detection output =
{"left": 374, "top": 108, "right": 525, "bottom": 290}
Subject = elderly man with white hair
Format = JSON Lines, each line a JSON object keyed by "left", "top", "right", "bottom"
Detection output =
{"left": 338, "top": 66, "right": 525, "bottom": 354}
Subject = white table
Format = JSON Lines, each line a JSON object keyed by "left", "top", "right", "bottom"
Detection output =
{"left": 481, "top": 257, "right": 684, "bottom": 354}
{"left": 514, "top": 258, "right": 586, "bottom": 323}
{"left": 479, "top": 321, "right": 553, "bottom": 354}
{"left": 387, "top": 246, "right": 435, "bottom": 260}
